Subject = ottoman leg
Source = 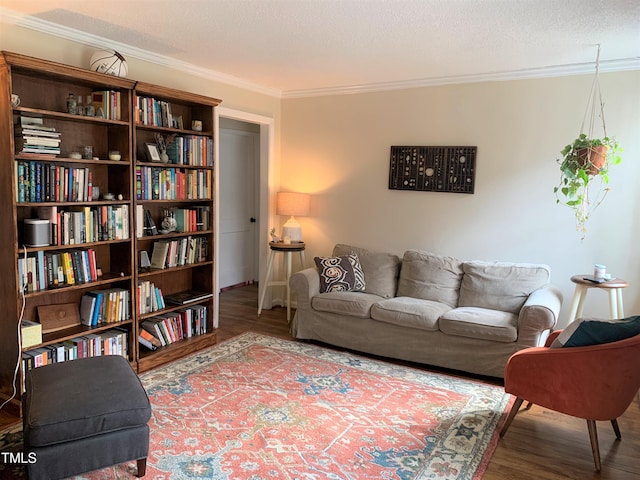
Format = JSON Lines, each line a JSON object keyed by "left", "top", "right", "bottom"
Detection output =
{"left": 137, "top": 457, "right": 147, "bottom": 477}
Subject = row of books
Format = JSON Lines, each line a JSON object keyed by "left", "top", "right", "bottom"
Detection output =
{"left": 18, "top": 248, "right": 99, "bottom": 292}
{"left": 134, "top": 95, "right": 181, "bottom": 128}
{"left": 23, "top": 329, "right": 128, "bottom": 374}
{"left": 149, "top": 236, "right": 208, "bottom": 269}
{"left": 15, "top": 116, "right": 61, "bottom": 156}
{"left": 33, "top": 205, "right": 130, "bottom": 246}
{"left": 79, "top": 288, "right": 131, "bottom": 325}
{"left": 91, "top": 90, "right": 124, "bottom": 121}
{"left": 139, "top": 304, "right": 207, "bottom": 349}
{"left": 16, "top": 161, "right": 95, "bottom": 203}
{"left": 174, "top": 206, "right": 210, "bottom": 232}
{"left": 137, "top": 280, "right": 165, "bottom": 315}
{"left": 135, "top": 166, "right": 211, "bottom": 200}
{"left": 166, "top": 135, "right": 214, "bottom": 166}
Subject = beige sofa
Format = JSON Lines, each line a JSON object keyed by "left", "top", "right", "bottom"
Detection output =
{"left": 290, "top": 244, "right": 563, "bottom": 378}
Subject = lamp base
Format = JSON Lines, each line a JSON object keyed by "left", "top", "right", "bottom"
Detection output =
{"left": 281, "top": 225, "right": 302, "bottom": 242}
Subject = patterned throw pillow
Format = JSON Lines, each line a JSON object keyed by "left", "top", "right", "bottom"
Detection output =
{"left": 314, "top": 254, "right": 366, "bottom": 293}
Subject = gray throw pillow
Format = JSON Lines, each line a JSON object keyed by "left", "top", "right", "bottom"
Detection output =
{"left": 314, "top": 254, "right": 365, "bottom": 293}
{"left": 332, "top": 244, "right": 400, "bottom": 298}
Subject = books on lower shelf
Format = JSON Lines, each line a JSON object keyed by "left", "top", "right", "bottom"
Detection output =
{"left": 79, "top": 288, "right": 130, "bottom": 326}
{"left": 139, "top": 304, "right": 207, "bottom": 348}
{"left": 137, "top": 280, "right": 165, "bottom": 315}
{"left": 138, "top": 328, "right": 161, "bottom": 350}
{"left": 22, "top": 328, "right": 128, "bottom": 377}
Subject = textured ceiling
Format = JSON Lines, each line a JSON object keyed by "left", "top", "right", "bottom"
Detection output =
{"left": 2, "top": 0, "right": 639, "bottom": 96}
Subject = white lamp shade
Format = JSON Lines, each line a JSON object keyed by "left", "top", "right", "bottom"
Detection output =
{"left": 276, "top": 192, "right": 310, "bottom": 217}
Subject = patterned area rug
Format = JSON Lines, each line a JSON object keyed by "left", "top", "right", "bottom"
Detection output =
{"left": 0, "top": 333, "right": 511, "bottom": 479}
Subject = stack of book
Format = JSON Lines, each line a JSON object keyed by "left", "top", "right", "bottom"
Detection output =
{"left": 15, "top": 116, "right": 61, "bottom": 157}
{"left": 137, "top": 280, "right": 165, "bottom": 315}
{"left": 139, "top": 304, "right": 207, "bottom": 348}
{"left": 79, "top": 288, "right": 130, "bottom": 326}
{"left": 22, "top": 328, "right": 128, "bottom": 373}
{"left": 149, "top": 236, "right": 208, "bottom": 269}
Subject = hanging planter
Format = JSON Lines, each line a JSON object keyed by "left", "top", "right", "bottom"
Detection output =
{"left": 554, "top": 46, "right": 622, "bottom": 240}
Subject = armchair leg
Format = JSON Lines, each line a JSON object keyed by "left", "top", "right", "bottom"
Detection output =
{"left": 611, "top": 419, "right": 621, "bottom": 439}
{"left": 587, "top": 420, "right": 602, "bottom": 471}
{"left": 499, "top": 397, "right": 524, "bottom": 438}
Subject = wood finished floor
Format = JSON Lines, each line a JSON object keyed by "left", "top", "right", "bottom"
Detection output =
{"left": 2, "top": 284, "right": 639, "bottom": 479}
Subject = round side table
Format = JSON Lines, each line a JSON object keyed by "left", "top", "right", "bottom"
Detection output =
{"left": 566, "top": 275, "right": 628, "bottom": 323}
{"left": 258, "top": 241, "right": 306, "bottom": 322}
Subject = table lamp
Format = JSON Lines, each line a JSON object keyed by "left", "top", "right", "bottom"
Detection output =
{"left": 276, "top": 191, "right": 310, "bottom": 242}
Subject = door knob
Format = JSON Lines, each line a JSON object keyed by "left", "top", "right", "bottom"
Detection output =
{"left": 250, "top": 217, "right": 256, "bottom": 223}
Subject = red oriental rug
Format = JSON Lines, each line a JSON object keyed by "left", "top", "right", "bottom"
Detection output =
{"left": 0, "top": 333, "right": 512, "bottom": 479}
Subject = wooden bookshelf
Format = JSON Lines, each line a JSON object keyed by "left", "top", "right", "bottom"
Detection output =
{"left": 132, "top": 82, "right": 221, "bottom": 372}
{"left": 0, "top": 51, "right": 222, "bottom": 414}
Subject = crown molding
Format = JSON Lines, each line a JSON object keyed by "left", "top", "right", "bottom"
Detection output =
{"left": 3, "top": 8, "right": 638, "bottom": 101}
{"left": 0, "top": 8, "right": 282, "bottom": 98}
{"left": 281, "top": 57, "right": 640, "bottom": 98}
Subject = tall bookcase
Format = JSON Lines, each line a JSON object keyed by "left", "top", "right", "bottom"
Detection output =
{"left": 132, "top": 82, "right": 220, "bottom": 372}
{"left": 0, "top": 51, "right": 221, "bottom": 414}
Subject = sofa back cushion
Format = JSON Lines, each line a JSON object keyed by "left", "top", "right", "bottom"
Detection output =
{"left": 333, "top": 244, "right": 401, "bottom": 298}
{"left": 458, "top": 261, "right": 551, "bottom": 314}
{"left": 396, "top": 250, "right": 463, "bottom": 308}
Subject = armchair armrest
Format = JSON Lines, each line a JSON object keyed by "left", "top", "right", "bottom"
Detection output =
{"left": 517, "top": 284, "right": 563, "bottom": 347}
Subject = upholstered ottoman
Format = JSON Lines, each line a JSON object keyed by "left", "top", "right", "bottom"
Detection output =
{"left": 22, "top": 355, "right": 152, "bottom": 480}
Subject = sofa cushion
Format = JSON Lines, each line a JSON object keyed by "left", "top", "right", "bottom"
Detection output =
{"left": 333, "top": 244, "right": 401, "bottom": 298}
{"left": 439, "top": 307, "right": 518, "bottom": 342}
{"left": 311, "top": 291, "right": 382, "bottom": 318}
{"left": 371, "top": 297, "right": 450, "bottom": 332}
{"left": 458, "top": 261, "right": 550, "bottom": 314}
{"left": 396, "top": 250, "right": 463, "bottom": 308}
{"left": 314, "top": 254, "right": 365, "bottom": 293}
{"left": 551, "top": 315, "right": 640, "bottom": 348}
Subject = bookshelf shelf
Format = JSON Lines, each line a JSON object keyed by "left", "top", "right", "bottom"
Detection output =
{"left": 0, "top": 51, "right": 221, "bottom": 415}
{"left": 137, "top": 331, "right": 216, "bottom": 373}
{"left": 21, "top": 275, "right": 134, "bottom": 298}
{"left": 137, "top": 260, "right": 214, "bottom": 278}
{"left": 15, "top": 155, "right": 131, "bottom": 165}
{"left": 18, "top": 238, "right": 132, "bottom": 255}
{"left": 34, "top": 318, "right": 135, "bottom": 349}
{"left": 14, "top": 106, "right": 130, "bottom": 126}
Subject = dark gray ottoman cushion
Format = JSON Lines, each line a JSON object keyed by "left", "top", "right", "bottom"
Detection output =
{"left": 22, "top": 355, "right": 151, "bottom": 479}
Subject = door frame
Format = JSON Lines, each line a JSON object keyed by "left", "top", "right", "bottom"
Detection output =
{"left": 218, "top": 127, "right": 260, "bottom": 289}
{"left": 214, "top": 107, "right": 275, "bottom": 327}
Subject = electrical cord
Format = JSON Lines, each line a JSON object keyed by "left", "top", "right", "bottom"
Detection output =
{"left": 0, "top": 246, "right": 28, "bottom": 412}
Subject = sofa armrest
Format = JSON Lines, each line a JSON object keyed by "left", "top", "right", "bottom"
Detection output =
{"left": 516, "top": 284, "right": 563, "bottom": 347}
{"left": 289, "top": 268, "right": 320, "bottom": 310}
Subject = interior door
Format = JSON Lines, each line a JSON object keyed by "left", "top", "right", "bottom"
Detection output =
{"left": 219, "top": 128, "right": 259, "bottom": 289}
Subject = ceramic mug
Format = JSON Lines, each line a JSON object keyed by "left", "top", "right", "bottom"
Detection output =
{"left": 11, "top": 94, "right": 20, "bottom": 107}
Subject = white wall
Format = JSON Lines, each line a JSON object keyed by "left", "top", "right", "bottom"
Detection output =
{"left": 281, "top": 72, "right": 640, "bottom": 327}
{"left": 2, "top": 21, "right": 639, "bottom": 327}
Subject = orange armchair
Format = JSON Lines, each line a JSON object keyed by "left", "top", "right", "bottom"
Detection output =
{"left": 499, "top": 330, "right": 640, "bottom": 471}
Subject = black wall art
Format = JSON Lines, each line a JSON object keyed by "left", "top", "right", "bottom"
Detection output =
{"left": 389, "top": 146, "right": 477, "bottom": 194}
